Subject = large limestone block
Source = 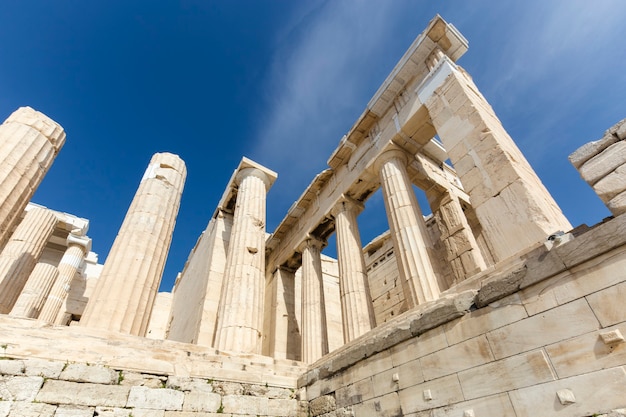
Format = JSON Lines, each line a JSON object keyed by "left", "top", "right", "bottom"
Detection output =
{"left": 592, "top": 164, "right": 626, "bottom": 201}
{"left": 127, "top": 386, "right": 184, "bottom": 411}
{"left": 486, "top": 298, "right": 600, "bottom": 359}
{"left": 23, "top": 359, "right": 64, "bottom": 379}
{"left": 3, "top": 401, "right": 56, "bottom": 416}
{"left": 0, "top": 359, "right": 25, "bottom": 375}
{"left": 390, "top": 327, "right": 447, "bottom": 367}
{"left": 221, "top": 394, "right": 269, "bottom": 415}
{"left": 607, "top": 189, "right": 626, "bottom": 216}
{"left": 586, "top": 281, "right": 626, "bottom": 327}
{"left": 420, "top": 335, "right": 493, "bottom": 381}
{"left": 508, "top": 367, "right": 626, "bottom": 417}
{"left": 579, "top": 141, "right": 626, "bottom": 185}
{"left": 181, "top": 391, "right": 221, "bottom": 412}
{"left": 398, "top": 373, "right": 464, "bottom": 414}
{"left": 96, "top": 407, "right": 164, "bottom": 417}
{"left": 458, "top": 349, "right": 555, "bottom": 399}
{"left": 54, "top": 406, "right": 95, "bottom": 417}
{"left": 36, "top": 380, "right": 130, "bottom": 407}
{"left": 335, "top": 378, "right": 374, "bottom": 408}
{"left": 59, "top": 363, "right": 118, "bottom": 384}
{"left": 352, "top": 392, "right": 401, "bottom": 417}
{"left": 0, "top": 375, "right": 43, "bottom": 401}
{"left": 428, "top": 393, "right": 516, "bottom": 417}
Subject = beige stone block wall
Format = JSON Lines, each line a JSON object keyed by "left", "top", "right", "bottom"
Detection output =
{"left": 570, "top": 118, "right": 626, "bottom": 216}
{"left": 300, "top": 214, "right": 626, "bottom": 417}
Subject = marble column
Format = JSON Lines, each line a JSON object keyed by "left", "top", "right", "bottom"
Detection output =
{"left": 376, "top": 149, "right": 439, "bottom": 309}
{"left": 331, "top": 197, "right": 375, "bottom": 342}
{"left": 38, "top": 233, "right": 91, "bottom": 324}
{"left": 215, "top": 163, "right": 276, "bottom": 354}
{"left": 264, "top": 266, "right": 299, "bottom": 360}
{"left": 0, "top": 207, "right": 58, "bottom": 313}
{"left": 10, "top": 262, "right": 59, "bottom": 318}
{"left": 299, "top": 236, "right": 329, "bottom": 363}
{"left": 80, "top": 153, "right": 186, "bottom": 336}
{"left": 0, "top": 107, "right": 65, "bottom": 248}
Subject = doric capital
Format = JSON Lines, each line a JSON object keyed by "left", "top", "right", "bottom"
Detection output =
{"left": 330, "top": 194, "right": 364, "bottom": 218}
{"left": 236, "top": 167, "right": 274, "bottom": 191}
{"left": 297, "top": 234, "right": 326, "bottom": 253}
{"left": 374, "top": 147, "right": 409, "bottom": 173}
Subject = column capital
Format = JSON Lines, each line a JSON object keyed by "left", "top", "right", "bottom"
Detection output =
{"left": 297, "top": 234, "right": 326, "bottom": 253}
{"left": 67, "top": 233, "right": 92, "bottom": 253}
{"left": 234, "top": 157, "right": 278, "bottom": 192}
{"left": 330, "top": 194, "right": 364, "bottom": 218}
{"left": 374, "top": 147, "right": 410, "bottom": 173}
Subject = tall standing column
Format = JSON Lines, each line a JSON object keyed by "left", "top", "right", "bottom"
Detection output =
{"left": 376, "top": 149, "right": 440, "bottom": 309}
{"left": 331, "top": 197, "right": 375, "bottom": 342}
{"left": 39, "top": 233, "right": 91, "bottom": 324}
{"left": 215, "top": 162, "right": 276, "bottom": 354}
{"left": 0, "top": 207, "right": 58, "bottom": 313}
{"left": 299, "top": 237, "right": 329, "bottom": 363}
{"left": 80, "top": 153, "right": 186, "bottom": 336}
{"left": 10, "top": 262, "right": 59, "bottom": 318}
{"left": 0, "top": 107, "right": 65, "bottom": 248}
{"left": 263, "top": 266, "right": 299, "bottom": 360}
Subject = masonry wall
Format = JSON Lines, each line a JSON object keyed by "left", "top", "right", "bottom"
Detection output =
{"left": 300, "top": 214, "right": 626, "bottom": 417}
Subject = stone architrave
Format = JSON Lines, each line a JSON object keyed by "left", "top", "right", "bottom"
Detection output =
{"left": 299, "top": 237, "right": 329, "bottom": 363}
{"left": 0, "top": 207, "right": 58, "bottom": 313}
{"left": 80, "top": 153, "right": 186, "bottom": 336}
{"left": 10, "top": 262, "right": 59, "bottom": 318}
{"left": 38, "top": 233, "right": 91, "bottom": 324}
{"left": 376, "top": 149, "right": 440, "bottom": 309}
{"left": 427, "top": 188, "right": 486, "bottom": 283}
{"left": 331, "top": 196, "right": 375, "bottom": 342}
{"left": 0, "top": 107, "right": 65, "bottom": 248}
{"left": 215, "top": 160, "right": 277, "bottom": 354}
{"left": 420, "top": 56, "right": 571, "bottom": 261}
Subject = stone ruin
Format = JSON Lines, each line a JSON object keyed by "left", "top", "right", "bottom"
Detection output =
{"left": 0, "top": 15, "right": 625, "bottom": 417}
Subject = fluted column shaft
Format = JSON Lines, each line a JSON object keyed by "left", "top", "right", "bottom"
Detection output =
{"left": 332, "top": 198, "right": 375, "bottom": 342}
{"left": 300, "top": 237, "right": 328, "bottom": 363}
{"left": 10, "top": 262, "right": 59, "bottom": 318}
{"left": 0, "top": 207, "right": 58, "bottom": 313}
{"left": 215, "top": 168, "right": 271, "bottom": 354}
{"left": 80, "top": 153, "right": 186, "bottom": 336}
{"left": 39, "top": 234, "right": 90, "bottom": 324}
{"left": 0, "top": 107, "right": 65, "bottom": 248}
{"left": 377, "top": 149, "right": 439, "bottom": 308}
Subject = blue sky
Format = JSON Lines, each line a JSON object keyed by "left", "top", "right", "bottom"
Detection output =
{"left": 2, "top": 1, "right": 625, "bottom": 291}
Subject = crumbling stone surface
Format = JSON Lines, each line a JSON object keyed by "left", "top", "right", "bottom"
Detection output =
{"left": 309, "top": 395, "right": 336, "bottom": 416}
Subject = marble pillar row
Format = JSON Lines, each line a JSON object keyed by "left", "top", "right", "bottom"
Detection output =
{"left": 39, "top": 233, "right": 91, "bottom": 324}
{"left": 299, "top": 237, "right": 328, "bottom": 363}
{"left": 80, "top": 153, "right": 186, "bottom": 336}
{"left": 10, "top": 262, "right": 59, "bottom": 318}
{"left": 0, "top": 107, "right": 65, "bottom": 249}
{"left": 377, "top": 149, "right": 440, "bottom": 309}
{"left": 331, "top": 197, "right": 375, "bottom": 342}
{"left": 0, "top": 207, "right": 58, "bottom": 313}
{"left": 215, "top": 165, "right": 275, "bottom": 354}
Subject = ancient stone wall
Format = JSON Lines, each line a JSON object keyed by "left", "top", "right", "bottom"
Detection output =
{"left": 299, "top": 214, "right": 626, "bottom": 417}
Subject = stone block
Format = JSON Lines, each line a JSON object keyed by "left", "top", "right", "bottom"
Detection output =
{"left": 593, "top": 164, "right": 626, "bottom": 201}
{"left": 607, "top": 189, "right": 626, "bottom": 216}
{"left": 0, "top": 359, "right": 25, "bottom": 375}
{"left": 352, "top": 392, "right": 402, "bottom": 417}
{"left": 121, "top": 372, "right": 167, "bottom": 388}
{"left": 5, "top": 401, "right": 56, "bottom": 416}
{"left": 36, "top": 380, "right": 130, "bottom": 407}
{"left": 221, "top": 394, "right": 268, "bottom": 415}
{"left": 23, "top": 359, "right": 64, "bottom": 378}
{"left": 398, "top": 373, "right": 464, "bottom": 414}
{"left": 420, "top": 335, "right": 494, "bottom": 381}
{"left": 579, "top": 141, "right": 626, "bottom": 185}
{"left": 54, "top": 405, "right": 95, "bottom": 417}
{"left": 428, "top": 393, "right": 516, "bottom": 417}
{"left": 0, "top": 401, "right": 9, "bottom": 417}
{"left": 166, "top": 376, "right": 213, "bottom": 393}
{"left": 60, "top": 363, "right": 118, "bottom": 384}
{"left": 587, "top": 281, "right": 626, "bottom": 327}
{"left": 458, "top": 349, "right": 555, "bottom": 399}
{"left": 486, "top": 298, "right": 600, "bottom": 359}
{"left": 390, "top": 327, "right": 447, "bottom": 367}
{"left": 96, "top": 407, "right": 164, "bottom": 417}
{"left": 309, "top": 395, "right": 336, "bottom": 416}
{"left": 335, "top": 378, "right": 374, "bottom": 408}
{"left": 508, "top": 367, "right": 626, "bottom": 417}
{"left": 569, "top": 133, "right": 619, "bottom": 169}
{"left": 409, "top": 290, "right": 477, "bottom": 336}
{"left": 546, "top": 323, "right": 626, "bottom": 379}
{"left": 127, "top": 386, "right": 184, "bottom": 411}
{"left": 0, "top": 375, "right": 43, "bottom": 401}
{"left": 445, "top": 293, "right": 528, "bottom": 345}
{"left": 163, "top": 412, "right": 215, "bottom": 417}
{"left": 395, "top": 358, "right": 424, "bottom": 390}
{"left": 345, "top": 350, "right": 392, "bottom": 384}
{"left": 371, "top": 367, "right": 400, "bottom": 398}
{"left": 182, "top": 391, "right": 221, "bottom": 412}
{"left": 267, "top": 398, "right": 298, "bottom": 416}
